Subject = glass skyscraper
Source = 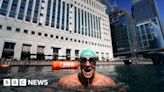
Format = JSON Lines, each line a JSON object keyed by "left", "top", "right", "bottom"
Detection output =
{"left": 132, "top": 0, "right": 160, "bottom": 23}
{"left": 136, "top": 20, "right": 164, "bottom": 50}
{"left": 109, "top": 8, "right": 138, "bottom": 57}
{"left": 132, "top": 0, "right": 164, "bottom": 50}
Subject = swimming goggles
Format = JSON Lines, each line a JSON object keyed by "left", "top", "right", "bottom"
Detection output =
{"left": 80, "top": 58, "right": 96, "bottom": 65}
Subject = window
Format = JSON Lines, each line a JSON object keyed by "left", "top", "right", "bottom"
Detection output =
{"left": 18, "top": 0, "right": 26, "bottom": 20}
{"left": 81, "top": 10, "right": 84, "bottom": 35}
{"left": 88, "top": 12, "right": 90, "bottom": 36}
{"left": 50, "top": 35, "right": 53, "bottom": 38}
{"left": 38, "top": 32, "right": 42, "bottom": 36}
{"left": 31, "top": 31, "right": 35, "bottom": 35}
{"left": 78, "top": 8, "right": 80, "bottom": 34}
{"left": 24, "top": 29, "right": 28, "bottom": 33}
{"left": 56, "top": 36, "right": 59, "bottom": 39}
{"left": 84, "top": 11, "right": 87, "bottom": 36}
{"left": 56, "top": 0, "right": 61, "bottom": 28}
{"left": 6, "top": 26, "right": 12, "bottom": 31}
{"left": 40, "top": 13, "right": 43, "bottom": 16}
{"left": 61, "top": 37, "right": 63, "bottom": 40}
{"left": 45, "top": 0, "right": 52, "bottom": 26}
{"left": 98, "top": 17, "right": 101, "bottom": 39}
{"left": 41, "top": 6, "right": 44, "bottom": 9}
{"left": 61, "top": 2, "right": 65, "bottom": 30}
{"left": 74, "top": 7, "right": 77, "bottom": 33}
{"left": 26, "top": 0, "right": 34, "bottom": 22}
{"left": 51, "top": 0, "right": 56, "bottom": 27}
{"left": 66, "top": 4, "right": 70, "bottom": 31}
{"left": 15, "top": 28, "right": 20, "bottom": 32}
{"left": 93, "top": 15, "right": 96, "bottom": 38}
{"left": 90, "top": 14, "right": 93, "bottom": 37}
{"left": 75, "top": 50, "right": 79, "bottom": 54}
{"left": 0, "top": 25, "right": 3, "bottom": 29}
{"left": 66, "top": 38, "right": 68, "bottom": 40}
{"left": 9, "top": 0, "right": 18, "bottom": 18}
{"left": 33, "top": 0, "right": 41, "bottom": 23}
{"left": 39, "top": 23, "right": 42, "bottom": 26}
{"left": 45, "top": 34, "right": 48, "bottom": 37}
{"left": 4, "top": 42, "right": 16, "bottom": 49}
{"left": 42, "top": 0, "right": 45, "bottom": 3}
{"left": 66, "top": 49, "right": 71, "bottom": 60}
{"left": 0, "top": 0, "right": 9, "bottom": 16}
{"left": 75, "top": 50, "right": 79, "bottom": 60}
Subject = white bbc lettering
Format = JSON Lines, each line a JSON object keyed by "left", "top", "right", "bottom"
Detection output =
{"left": 28, "top": 80, "right": 36, "bottom": 85}
{"left": 11, "top": 79, "right": 18, "bottom": 86}
{"left": 3, "top": 79, "right": 10, "bottom": 86}
{"left": 19, "top": 79, "right": 27, "bottom": 86}
{"left": 3, "top": 79, "right": 48, "bottom": 86}
{"left": 44, "top": 79, "right": 48, "bottom": 85}
{"left": 37, "top": 79, "right": 48, "bottom": 85}
{"left": 27, "top": 79, "right": 48, "bottom": 85}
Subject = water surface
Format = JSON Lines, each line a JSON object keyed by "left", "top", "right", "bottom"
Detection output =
{"left": 0, "top": 65, "right": 164, "bottom": 92}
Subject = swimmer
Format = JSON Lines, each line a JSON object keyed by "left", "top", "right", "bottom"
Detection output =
{"left": 57, "top": 49, "right": 116, "bottom": 89}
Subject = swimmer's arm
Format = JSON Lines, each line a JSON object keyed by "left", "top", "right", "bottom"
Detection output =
{"left": 92, "top": 77, "right": 116, "bottom": 87}
{"left": 57, "top": 77, "right": 77, "bottom": 88}
{"left": 57, "top": 78, "right": 67, "bottom": 87}
{"left": 105, "top": 77, "right": 117, "bottom": 87}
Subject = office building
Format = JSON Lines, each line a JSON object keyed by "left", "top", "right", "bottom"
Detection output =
{"left": 132, "top": 0, "right": 164, "bottom": 47}
{"left": 0, "top": 0, "right": 113, "bottom": 61}
{"left": 109, "top": 8, "right": 138, "bottom": 57}
{"left": 136, "top": 20, "right": 164, "bottom": 50}
{"left": 132, "top": 0, "right": 164, "bottom": 50}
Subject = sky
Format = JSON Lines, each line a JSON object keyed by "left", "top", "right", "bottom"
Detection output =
{"left": 114, "top": 0, "right": 164, "bottom": 24}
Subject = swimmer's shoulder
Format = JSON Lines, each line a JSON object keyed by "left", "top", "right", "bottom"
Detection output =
{"left": 57, "top": 73, "right": 81, "bottom": 88}
{"left": 94, "top": 72, "right": 116, "bottom": 87}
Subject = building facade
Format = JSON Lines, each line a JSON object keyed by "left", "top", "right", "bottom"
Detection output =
{"left": 132, "top": 0, "right": 161, "bottom": 23}
{"left": 136, "top": 20, "right": 164, "bottom": 50}
{"left": 132, "top": 0, "right": 164, "bottom": 49}
{"left": 0, "top": 0, "right": 113, "bottom": 61}
{"left": 132, "top": 0, "right": 164, "bottom": 43}
{"left": 109, "top": 9, "right": 138, "bottom": 57}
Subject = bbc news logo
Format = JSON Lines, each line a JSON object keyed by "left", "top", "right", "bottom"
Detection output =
{"left": 3, "top": 79, "right": 48, "bottom": 86}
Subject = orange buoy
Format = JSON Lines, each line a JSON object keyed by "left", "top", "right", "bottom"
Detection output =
{"left": 0, "top": 64, "right": 11, "bottom": 68}
{"left": 52, "top": 61, "right": 79, "bottom": 69}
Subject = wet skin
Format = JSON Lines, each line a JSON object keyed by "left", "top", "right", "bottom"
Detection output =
{"left": 57, "top": 59, "right": 116, "bottom": 88}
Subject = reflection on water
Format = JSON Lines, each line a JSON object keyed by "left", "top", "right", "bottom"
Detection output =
{"left": 0, "top": 65, "right": 164, "bottom": 92}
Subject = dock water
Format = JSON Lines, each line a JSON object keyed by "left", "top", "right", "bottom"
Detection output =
{"left": 0, "top": 60, "right": 153, "bottom": 66}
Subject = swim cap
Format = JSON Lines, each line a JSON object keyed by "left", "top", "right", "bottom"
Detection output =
{"left": 80, "top": 49, "right": 97, "bottom": 58}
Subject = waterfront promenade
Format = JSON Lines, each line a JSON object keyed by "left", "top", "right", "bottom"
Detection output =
{"left": 0, "top": 59, "right": 153, "bottom": 66}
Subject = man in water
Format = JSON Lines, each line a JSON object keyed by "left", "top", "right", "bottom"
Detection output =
{"left": 57, "top": 49, "right": 116, "bottom": 88}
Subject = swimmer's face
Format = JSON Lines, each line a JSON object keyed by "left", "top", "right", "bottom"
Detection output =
{"left": 80, "top": 58, "right": 96, "bottom": 78}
